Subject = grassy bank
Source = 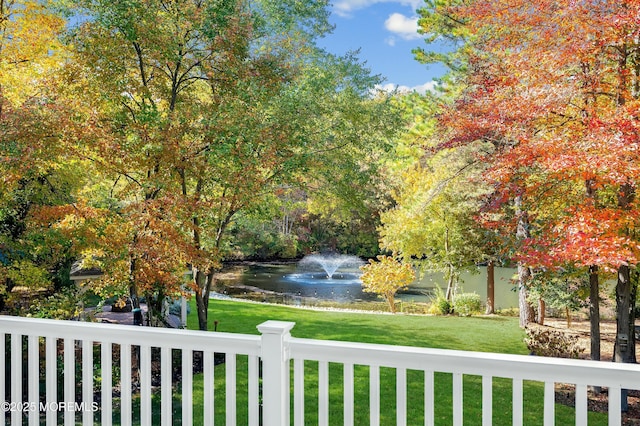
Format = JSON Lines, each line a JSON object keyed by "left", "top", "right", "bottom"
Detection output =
{"left": 177, "top": 299, "right": 608, "bottom": 425}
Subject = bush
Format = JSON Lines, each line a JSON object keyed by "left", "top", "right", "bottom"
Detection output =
{"left": 452, "top": 292, "right": 482, "bottom": 316}
{"left": 428, "top": 285, "right": 451, "bottom": 315}
{"left": 524, "top": 325, "right": 585, "bottom": 358}
{"left": 27, "top": 287, "right": 84, "bottom": 320}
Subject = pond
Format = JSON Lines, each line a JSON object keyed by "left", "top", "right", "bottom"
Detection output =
{"left": 216, "top": 258, "right": 519, "bottom": 309}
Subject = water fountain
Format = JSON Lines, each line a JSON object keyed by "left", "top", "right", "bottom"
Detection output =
{"left": 285, "top": 253, "right": 364, "bottom": 285}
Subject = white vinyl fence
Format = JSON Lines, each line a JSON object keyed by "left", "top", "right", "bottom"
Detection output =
{"left": 1, "top": 315, "right": 640, "bottom": 425}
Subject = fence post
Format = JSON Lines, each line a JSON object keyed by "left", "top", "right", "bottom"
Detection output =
{"left": 258, "top": 320, "right": 295, "bottom": 426}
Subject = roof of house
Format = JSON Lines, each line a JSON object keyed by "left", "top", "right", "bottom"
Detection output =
{"left": 70, "top": 260, "right": 103, "bottom": 280}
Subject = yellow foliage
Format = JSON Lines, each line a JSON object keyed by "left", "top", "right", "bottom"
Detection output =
{"left": 0, "top": 0, "right": 66, "bottom": 105}
{"left": 360, "top": 255, "right": 415, "bottom": 314}
{"left": 6, "top": 260, "right": 52, "bottom": 291}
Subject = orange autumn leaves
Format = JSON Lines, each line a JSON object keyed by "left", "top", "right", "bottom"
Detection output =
{"left": 433, "top": 0, "right": 640, "bottom": 272}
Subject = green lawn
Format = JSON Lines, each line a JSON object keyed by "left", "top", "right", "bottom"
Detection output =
{"left": 176, "top": 299, "right": 609, "bottom": 425}
{"left": 188, "top": 298, "right": 527, "bottom": 353}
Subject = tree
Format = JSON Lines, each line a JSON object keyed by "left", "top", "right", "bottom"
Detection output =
{"left": 0, "top": 0, "right": 81, "bottom": 308}
{"left": 360, "top": 255, "right": 415, "bottom": 314}
{"left": 414, "top": 0, "right": 538, "bottom": 324}
{"left": 379, "top": 93, "right": 491, "bottom": 302}
{"left": 426, "top": 0, "right": 640, "bottom": 361}
{"left": 0, "top": 0, "right": 67, "bottom": 189}
{"left": 54, "top": 0, "right": 397, "bottom": 330}
{"left": 529, "top": 268, "right": 587, "bottom": 328}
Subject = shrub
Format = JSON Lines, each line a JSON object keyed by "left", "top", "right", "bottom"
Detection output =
{"left": 524, "top": 325, "right": 585, "bottom": 358}
{"left": 452, "top": 292, "right": 482, "bottom": 316}
{"left": 428, "top": 285, "right": 451, "bottom": 315}
{"left": 27, "top": 287, "right": 84, "bottom": 320}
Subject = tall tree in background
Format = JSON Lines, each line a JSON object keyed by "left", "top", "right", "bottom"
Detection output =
{"left": 378, "top": 92, "right": 492, "bottom": 301}
{"left": 413, "top": 2, "right": 511, "bottom": 315}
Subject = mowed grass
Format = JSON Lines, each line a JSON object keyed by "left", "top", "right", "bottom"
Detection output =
{"left": 188, "top": 298, "right": 527, "bottom": 354}
{"left": 174, "top": 299, "right": 609, "bottom": 425}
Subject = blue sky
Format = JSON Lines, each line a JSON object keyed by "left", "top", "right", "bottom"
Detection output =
{"left": 316, "top": 0, "right": 449, "bottom": 93}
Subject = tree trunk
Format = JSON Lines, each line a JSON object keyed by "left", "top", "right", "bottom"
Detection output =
{"left": 584, "top": 179, "right": 601, "bottom": 367}
{"left": 485, "top": 260, "right": 495, "bottom": 315}
{"left": 515, "top": 196, "right": 535, "bottom": 328}
{"left": 445, "top": 266, "right": 455, "bottom": 302}
{"left": 517, "top": 263, "right": 536, "bottom": 328}
{"left": 387, "top": 293, "right": 396, "bottom": 314}
{"left": 194, "top": 268, "right": 215, "bottom": 331}
{"left": 589, "top": 265, "right": 601, "bottom": 394}
{"left": 589, "top": 265, "right": 601, "bottom": 362}
{"left": 615, "top": 183, "right": 636, "bottom": 365}
{"left": 614, "top": 264, "right": 636, "bottom": 411}
{"left": 614, "top": 264, "right": 636, "bottom": 363}
{"left": 129, "top": 254, "right": 140, "bottom": 309}
{"left": 537, "top": 298, "right": 545, "bottom": 325}
{"left": 444, "top": 228, "right": 454, "bottom": 301}
{"left": 195, "top": 289, "right": 208, "bottom": 331}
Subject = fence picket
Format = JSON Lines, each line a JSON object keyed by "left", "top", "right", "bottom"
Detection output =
{"left": 82, "top": 339, "right": 93, "bottom": 425}
{"left": 11, "top": 334, "right": 21, "bottom": 426}
{"left": 424, "top": 370, "right": 434, "bottom": 426}
{"left": 397, "top": 367, "right": 407, "bottom": 426}
{"left": 46, "top": 337, "right": 57, "bottom": 426}
{"left": 226, "top": 353, "right": 236, "bottom": 426}
{"left": 182, "top": 348, "right": 193, "bottom": 425}
{"left": 319, "top": 360, "right": 329, "bottom": 426}
{"left": 512, "top": 378, "right": 523, "bottom": 426}
{"left": 140, "top": 345, "right": 151, "bottom": 426}
{"left": 64, "top": 337, "right": 74, "bottom": 426}
{"left": 482, "top": 375, "right": 492, "bottom": 426}
{"left": 248, "top": 355, "right": 260, "bottom": 426}
{"left": 120, "top": 344, "right": 132, "bottom": 426}
{"left": 544, "top": 381, "right": 555, "bottom": 426}
{"left": 28, "top": 335, "right": 39, "bottom": 426}
{"left": 203, "top": 351, "right": 213, "bottom": 426}
{"left": 609, "top": 385, "right": 622, "bottom": 426}
{"left": 370, "top": 365, "right": 380, "bottom": 426}
{"left": 453, "top": 373, "right": 463, "bottom": 426}
{"left": 161, "top": 346, "right": 172, "bottom": 426}
{"left": 294, "top": 357, "right": 305, "bottom": 426}
{"left": 576, "top": 384, "right": 588, "bottom": 425}
{"left": 344, "top": 363, "right": 354, "bottom": 426}
{"left": 101, "top": 341, "right": 113, "bottom": 426}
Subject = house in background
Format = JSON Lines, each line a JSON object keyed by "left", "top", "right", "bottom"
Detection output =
{"left": 69, "top": 259, "right": 103, "bottom": 285}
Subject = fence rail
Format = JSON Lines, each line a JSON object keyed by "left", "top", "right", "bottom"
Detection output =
{"left": 1, "top": 315, "right": 640, "bottom": 425}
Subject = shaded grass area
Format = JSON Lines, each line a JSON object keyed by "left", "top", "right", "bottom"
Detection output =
{"left": 180, "top": 299, "right": 608, "bottom": 425}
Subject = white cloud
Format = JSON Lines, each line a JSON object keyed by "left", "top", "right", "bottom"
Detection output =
{"left": 376, "top": 81, "right": 438, "bottom": 95}
{"left": 384, "top": 13, "right": 420, "bottom": 41}
{"left": 333, "top": 0, "right": 422, "bottom": 17}
{"left": 412, "top": 81, "right": 439, "bottom": 94}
